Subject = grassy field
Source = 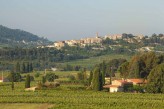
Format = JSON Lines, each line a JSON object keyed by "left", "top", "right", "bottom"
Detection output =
{"left": 0, "top": 82, "right": 164, "bottom": 109}
{"left": 58, "top": 54, "right": 131, "bottom": 68}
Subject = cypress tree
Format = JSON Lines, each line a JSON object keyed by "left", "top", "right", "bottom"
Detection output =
{"left": 88, "top": 70, "right": 93, "bottom": 86}
{"left": 91, "top": 67, "right": 103, "bottom": 91}
{"left": 15, "top": 62, "right": 20, "bottom": 73}
{"left": 11, "top": 73, "right": 14, "bottom": 90}
{"left": 21, "top": 62, "right": 26, "bottom": 73}
{"left": 26, "top": 62, "right": 30, "bottom": 73}
{"left": 29, "top": 62, "right": 33, "bottom": 72}
{"left": 25, "top": 74, "right": 31, "bottom": 88}
{"left": 42, "top": 76, "right": 46, "bottom": 84}
{"left": 101, "top": 61, "right": 106, "bottom": 85}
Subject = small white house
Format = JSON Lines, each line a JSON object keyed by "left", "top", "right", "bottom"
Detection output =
{"left": 104, "top": 85, "right": 123, "bottom": 93}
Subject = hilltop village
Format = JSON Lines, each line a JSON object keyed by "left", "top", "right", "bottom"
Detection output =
{"left": 48, "top": 34, "right": 145, "bottom": 49}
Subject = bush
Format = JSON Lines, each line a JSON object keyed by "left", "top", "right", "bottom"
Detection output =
{"left": 34, "top": 72, "right": 40, "bottom": 78}
{"left": 45, "top": 73, "right": 58, "bottom": 82}
{"left": 68, "top": 75, "right": 76, "bottom": 81}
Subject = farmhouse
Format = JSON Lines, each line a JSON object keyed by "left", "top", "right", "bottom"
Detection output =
{"left": 103, "top": 80, "right": 133, "bottom": 93}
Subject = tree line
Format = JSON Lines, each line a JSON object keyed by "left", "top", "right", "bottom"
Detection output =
{"left": 89, "top": 52, "right": 164, "bottom": 93}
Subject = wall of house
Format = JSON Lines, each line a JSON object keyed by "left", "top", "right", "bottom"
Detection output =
{"left": 112, "top": 80, "right": 122, "bottom": 86}
{"left": 110, "top": 87, "right": 123, "bottom": 93}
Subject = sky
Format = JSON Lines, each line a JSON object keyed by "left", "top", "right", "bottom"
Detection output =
{"left": 0, "top": 0, "right": 164, "bottom": 41}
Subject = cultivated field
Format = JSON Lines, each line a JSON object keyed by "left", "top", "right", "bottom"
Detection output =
{"left": 0, "top": 82, "right": 164, "bottom": 109}
{"left": 59, "top": 54, "right": 131, "bottom": 68}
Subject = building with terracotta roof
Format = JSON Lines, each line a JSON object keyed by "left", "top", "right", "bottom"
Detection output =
{"left": 103, "top": 79, "right": 133, "bottom": 93}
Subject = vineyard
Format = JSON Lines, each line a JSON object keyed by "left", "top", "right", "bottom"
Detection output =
{"left": 0, "top": 82, "right": 164, "bottom": 109}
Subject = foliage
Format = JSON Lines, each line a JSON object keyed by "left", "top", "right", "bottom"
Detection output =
{"left": 91, "top": 67, "right": 103, "bottom": 91}
{"left": 88, "top": 71, "right": 93, "bottom": 86}
{"left": 68, "top": 75, "right": 76, "bottom": 81}
{"left": 119, "top": 52, "right": 164, "bottom": 79}
{"left": 7, "top": 72, "right": 21, "bottom": 82}
{"left": 146, "top": 63, "right": 164, "bottom": 93}
{"left": 34, "top": 72, "right": 40, "bottom": 78}
{"left": 42, "top": 76, "right": 46, "bottom": 84}
{"left": 118, "top": 62, "right": 129, "bottom": 78}
{"left": 0, "top": 25, "right": 50, "bottom": 48}
{"left": 45, "top": 73, "right": 58, "bottom": 82}
{"left": 25, "top": 74, "right": 31, "bottom": 88}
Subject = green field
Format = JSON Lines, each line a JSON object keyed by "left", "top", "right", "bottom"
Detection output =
{"left": 59, "top": 54, "right": 131, "bottom": 68}
{"left": 0, "top": 82, "right": 164, "bottom": 109}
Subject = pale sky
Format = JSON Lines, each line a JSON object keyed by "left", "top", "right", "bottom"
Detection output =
{"left": 0, "top": 0, "right": 164, "bottom": 41}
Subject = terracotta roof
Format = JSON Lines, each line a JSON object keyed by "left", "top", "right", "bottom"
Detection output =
{"left": 0, "top": 77, "right": 3, "bottom": 80}
{"left": 127, "top": 79, "right": 147, "bottom": 84}
{"left": 115, "top": 80, "right": 132, "bottom": 84}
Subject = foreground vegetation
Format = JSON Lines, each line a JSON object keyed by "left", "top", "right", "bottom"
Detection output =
{"left": 0, "top": 82, "right": 164, "bottom": 109}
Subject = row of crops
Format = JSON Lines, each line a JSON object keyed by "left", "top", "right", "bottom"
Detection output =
{"left": 0, "top": 82, "right": 164, "bottom": 109}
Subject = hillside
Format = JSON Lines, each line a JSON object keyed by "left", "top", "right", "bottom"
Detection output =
{"left": 0, "top": 25, "right": 51, "bottom": 48}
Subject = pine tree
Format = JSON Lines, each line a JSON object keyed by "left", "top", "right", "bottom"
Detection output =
{"left": 25, "top": 74, "right": 30, "bottom": 88}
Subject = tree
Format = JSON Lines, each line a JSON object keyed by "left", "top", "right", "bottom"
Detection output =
{"left": 15, "top": 62, "right": 20, "bottom": 73}
{"left": 42, "top": 76, "right": 46, "bottom": 84}
{"left": 146, "top": 63, "right": 164, "bottom": 93}
{"left": 21, "top": 62, "right": 26, "bottom": 73}
{"left": 29, "top": 62, "right": 33, "bottom": 72}
{"left": 35, "top": 72, "right": 40, "bottom": 78}
{"left": 7, "top": 72, "right": 21, "bottom": 82}
{"left": 101, "top": 61, "right": 106, "bottom": 85}
{"left": 25, "top": 74, "right": 31, "bottom": 88}
{"left": 118, "top": 62, "right": 129, "bottom": 78}
{"left": 26, "top": 62, "right": 30, "bottom": 73}
{"left": 88, "top": 70, "right": 93, "bottom": 86}
{"left": 45, "top": 73, "right": 58, "bottom": 82}
{"left": 129, "top": 60, "right": 140, "bottom": 78}
{"left": 91, "top": 67, "right": 103, "bottom": 91}
{"left": 11, "top": 73, "right": 14, "bottom": 90}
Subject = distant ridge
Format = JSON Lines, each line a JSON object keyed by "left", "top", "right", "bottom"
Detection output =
{"left": 0, "top": 25, "right": 51, "bottom": 48}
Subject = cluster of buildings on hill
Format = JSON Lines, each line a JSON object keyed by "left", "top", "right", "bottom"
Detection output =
{"left": 53, "top": 36, "right": 103, "bottom": 49}
{"left": 44, "top": 33, "right": 147, "bottom": 49}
